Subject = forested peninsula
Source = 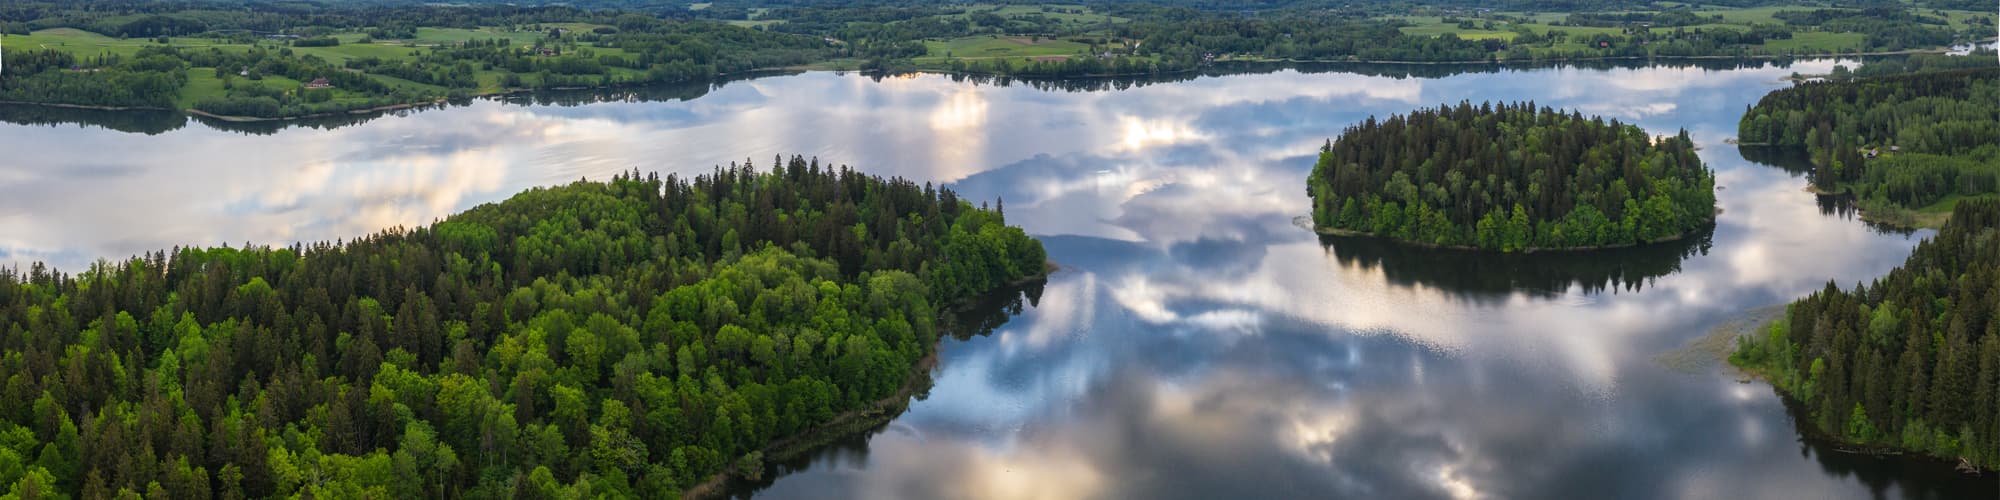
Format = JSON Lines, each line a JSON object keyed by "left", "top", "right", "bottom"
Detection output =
{"left": 0, "top": 157, "right": 1047, "bottom": 498}
{"left": 1737, "top": 63, "right": 2000, "bottom": 228}
{"left": 1306, "top": 101, "right": 1716, "bottom": 252}
{"left": 1730, "top": 199, "right": 2000, "bottom": 471}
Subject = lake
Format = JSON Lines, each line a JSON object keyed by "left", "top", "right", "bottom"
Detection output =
{"left": 2, "top": 60, "right": 1995, "bottom": 499}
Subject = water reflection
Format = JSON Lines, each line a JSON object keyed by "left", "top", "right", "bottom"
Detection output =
{"left": 2, "top": 57, "right": 1991, "bottom": 499}
{"left": 1316, "top": 224, "right": 1714, "bottom": 300}
{"left": 1737, "top": 145, "right": 1917, "bottom": 236}
{"left": 0, "top": 103, "right": 188, "bottom": 135}
{"left": 0, "top": 59, "right": 1809, "bottom": 138}
{"left": 726, "top": 277, "right": 1049, "bottom": 498}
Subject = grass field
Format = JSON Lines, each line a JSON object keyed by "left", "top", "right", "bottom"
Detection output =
{"left": 399, "top": 27, "right": 554, "bottom": 46}
{"left": 920, "top": 35, "right": 1092, "bottom": 61}
{"left": 1398, "top": 22, "right": 1520, "bottom": 41}
{"left": 292, "top": 43, "right": 423, "bottom": 66}
{"left": 15, "top": 27, "right": 494, "bottom": 109}
{"left": 1763, "top": 31, "right": 1867, "bottom": 52}
{"left": 1396, "top": 5, "right": 1991, "bottom": 54}
{"left": 726, "top": 20, "right": 785, "bottom": 29}
{"left": 175, "top": 71, "right": 302, "bottom": 106}
{"left": 10, "top": 28, "right": 251, "bottom": 59}
{"left": 945, "top": 4, "right": 1126, "bottom": 25}
{"left": 1704, "top": 5, "right": 1834, "bottom": 24}
{"left": 176, "top": 68, "right": 229, "bottom": 108}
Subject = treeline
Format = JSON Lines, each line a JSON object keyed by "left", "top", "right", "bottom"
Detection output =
{"left": 1731, "top": 198, "right": 2000, "bottom": 469}
{"left": 0, "top": 1, "right": 838, "bottom": 118}
{"left": 752, "top": 1, "right": 1986, "bottom": 74}
{"left": 0, "top": 48, "right": 185, "bottom": 109}
{"left": 0, "top": 157, "right": 1046, "bottom": 497}
{"left": 1852, "top": 51, "right": 2000, "bottom": 78}
{"left": 1307, "top": 101, "right": 1715, "bottom": 251}
{"left": 1773, "top": 8, "right": 1955, "bottom": 51}
{"left": 3, "top": 0, "right": 1992, "bottom": 111}
{"left": 0, "top": 1, "right": 655, "bottom": 37}
{"left": 1738, "top": 67, "right": 2000, "bottom": 221}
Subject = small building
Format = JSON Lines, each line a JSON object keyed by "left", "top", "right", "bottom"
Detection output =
{"left": 305, "top": 77, "right": 334, "bottom": 89}
{"left": 537, "top": 48, "right": 558, "bottom": 57}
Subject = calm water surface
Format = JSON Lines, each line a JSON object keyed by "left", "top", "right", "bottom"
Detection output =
{"left": 2, "top": 61, "right": 1996, "bottom": 499}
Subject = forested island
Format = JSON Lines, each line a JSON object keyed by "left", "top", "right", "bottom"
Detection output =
{"left": 0, "top": 157, "right": 1047, "bottom": 497}
{"left": 1730, "top": 199, "right": 2000, "bottom": 471}
{"left": 1306, "top": 101, "right": 1716, "bottom": 252}
{"left": 1737, "top": 62, "right": 2000, "bottom": 228}
{"left": 0, "top": 0, "right": 1992, "bottom": 119}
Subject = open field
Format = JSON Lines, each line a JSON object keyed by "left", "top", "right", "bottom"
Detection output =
{"left": 379, "top": 27, "right": 554, "bottom": 46}
{"left": 1763, "top": 31, "right": 1867, "bottom": 52}
{"left": 1397, "top": 5, "right": 1990, "bottom": 54}
{"left": 1704, "top": 5, "right": 1835, "bottom": 24}
{"left": 10, "top": 28, "right": 252, "bottom": 59}
{"left": 1393, "top": 17, "right": 1521, "bottom": 40}
{"left": 943, "top": 4, "right": 1126, "bottom": 25}
{"left": 291, "top": 43, "right": 423, "bottom": 66}
{"left": 726, "top": 20, "right": 785, "bottom": 29}
{"left": 921, "top": 35, "right": 1092, "bottom": 60}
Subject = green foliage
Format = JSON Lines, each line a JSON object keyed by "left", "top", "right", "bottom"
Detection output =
{"left": 1732, "top": 199, "right": 2000, "bottom": 468}
{"left": 0, "top": 157, "right": 1044, "bottom": 497}
{"left": 1307, "top": 101, "right": 1715, "bottom": 251}
{"left": 5, "top": 1, "right": 1986, "bottom": 114}
{"left": 1738, "top": 67, "right": 2000, "bottom": 216}
{"left": 0, "top": 2, "right": 841, "bottom": 118}
{"left": 0, "top": 48, "right": 185, "bottom": 109}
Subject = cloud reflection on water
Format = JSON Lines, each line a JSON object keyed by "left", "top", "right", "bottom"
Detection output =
{"left": 0, "top": 60, "right": 1978, "bottom": 499}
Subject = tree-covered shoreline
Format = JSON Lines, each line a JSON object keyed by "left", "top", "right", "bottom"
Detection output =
{"left": 0, "top": 157, "right": 1047, "bottom": 498}
{"left": 1730, "top": 199, "right": 2000, "bottom": 471}
{"left": 1737, "top": 62, "right": 2000, "bottom": 228}
{"left": 1307, "top": 101, "right": 1716, "bottom": 252}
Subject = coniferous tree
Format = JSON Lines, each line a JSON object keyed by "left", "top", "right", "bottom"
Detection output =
{"left": 1307, "top": 101, "right": 1715, "bottom": 251}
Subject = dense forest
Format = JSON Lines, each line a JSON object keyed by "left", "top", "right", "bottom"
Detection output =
{"left": 1737, "top": 65, "right": 2000, "bottom": 226}
{"left": 0, "top": 157, "right": 1047, "bottom": 497}
{"left": 1731, "top": 199, "right": 2000, "bottom": 470}
{"left": 1306, "top": 101, "right": 1716, "bottom": 251}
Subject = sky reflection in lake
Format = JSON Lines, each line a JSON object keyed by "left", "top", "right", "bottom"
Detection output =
{"left": 2, "top": 60, "right": 1992, "bottom": 499}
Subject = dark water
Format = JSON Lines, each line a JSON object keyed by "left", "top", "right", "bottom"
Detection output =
{"left": 2, "top": 60, "right": 1996, "bottom": 499}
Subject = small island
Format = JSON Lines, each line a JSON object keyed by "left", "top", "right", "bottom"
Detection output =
{"left": 1730, "top": 199, "right": 2000, "bottom": 471}
{"left": 1307, "top": 101, "right": 1716, "bottom": 252}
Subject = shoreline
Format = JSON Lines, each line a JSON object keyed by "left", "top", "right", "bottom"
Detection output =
{"left": 184, "top": 98, "right": 449, "bottom": 122}
{"left": 1800, "top": 183, "right": 1956, "bottom": 230}
{"left": 1, "top": 46, "right": 1980, "bottom": 123}
{"left": 1730, "top": 334, "right": 1994, "bottom": 474}
{"left": 0, "top": 100, "right": 174, "bottom": 112}
{"left": 681, "top": 263, "right": 1059, "bottom": 499}
{"left": 1308, "top": 211, "right": 1720, "bottom": 253}
{"left": 1728, "top": 348, "right": 1992, "bottom": 472}
{"left": 875, "top": 45, "right": 1975, "bottom": 78}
